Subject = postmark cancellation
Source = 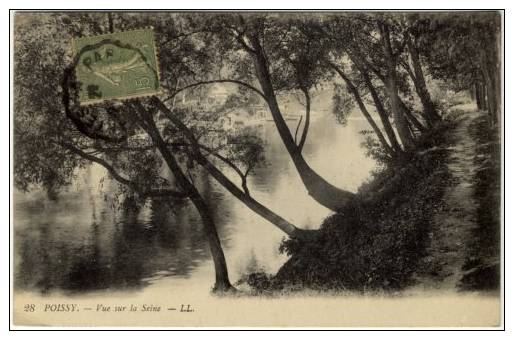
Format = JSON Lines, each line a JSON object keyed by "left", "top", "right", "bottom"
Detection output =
{"left": 71, "top": 28, "right": 161, "bottom": 105}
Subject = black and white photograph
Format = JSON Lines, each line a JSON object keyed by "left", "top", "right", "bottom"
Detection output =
{"left": 9, "top": 9, "right": 504, "bottom": 329}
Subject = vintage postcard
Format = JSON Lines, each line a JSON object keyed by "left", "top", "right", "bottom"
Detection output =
{"left": 11, "top": 10, "right": 503, "bottom": 328}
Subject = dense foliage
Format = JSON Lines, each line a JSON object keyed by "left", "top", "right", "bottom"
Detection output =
{"left": 14, "top": 12, "right": 502, "bottom": 293}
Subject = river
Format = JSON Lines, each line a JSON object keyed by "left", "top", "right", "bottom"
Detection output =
{"left": 13, "top": 109, "right": 377, "bottom": 295}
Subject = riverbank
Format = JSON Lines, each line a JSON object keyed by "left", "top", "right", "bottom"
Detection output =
{"left": 242, "top": 106, "right": 501, "bottom": 294}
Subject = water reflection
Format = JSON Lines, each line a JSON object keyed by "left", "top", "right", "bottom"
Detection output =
{"left": 14, "top": 109, "right": 376, "bottom": 294}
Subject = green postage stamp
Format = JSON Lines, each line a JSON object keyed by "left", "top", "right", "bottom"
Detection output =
{"left": 72, "top": 28, "right": 161, "bottom": 105}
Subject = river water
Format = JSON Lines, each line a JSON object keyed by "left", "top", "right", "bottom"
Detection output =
{"left": 13, "top": 109, "right": 376, "bottom": 295}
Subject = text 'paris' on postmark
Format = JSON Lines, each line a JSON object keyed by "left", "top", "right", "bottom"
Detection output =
{"left": 72, "top": 28, "right": 161, "bottom": 105}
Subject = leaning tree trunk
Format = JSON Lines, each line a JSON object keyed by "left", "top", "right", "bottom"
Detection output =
{"left": 354, "top": 63, "right": 403, "bottom": 153}
{"left": 332, "top": 64, "right": 395, "bottom": 158}
{"left": 190, "top": 194, "right": 233, "bottom": 292}
{"left": 298, "top": 86, "right": 311, "bottom": 152}
{"left": 379, "top": 23, "right": 415, "bottom": 151}
{"left": 399, "top": 100, "right": 428, "bottom": 133}
{"left": 406, "top": 33, "right": 441, "bottom": 127}
{"left": 153, "top": 97, "right": 308, "bottom": 237}
{"left": 96, "top": 19, "right": 232, "bottom": 292}
{"left": 197, "top": 156, "right": 304, "bottom": 236}
{"left": 134, "top": 103, "right": 234, "bottom": 292}
{"left": 248, "top": 35, "right": 355, "bottom": 212}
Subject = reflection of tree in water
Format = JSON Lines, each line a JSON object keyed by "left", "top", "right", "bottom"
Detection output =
{"left": 15, "top": 224, "right": 68, "bottom": 294}
{"left": 66, "top": 222, "right": 110, "bottom": 291}
{"left": 249, "top": 117, "right": 343, "bottom": 194}
{"left": 15, "top": 114, "right": 338, "bottom": 293}
{"left": 14, "top": 169, "right": 237, "bottom": 293}
{"left": 250, "top": 122, "right": 290, "bottom": 194}
{"left": 243, "top": 249, "right": 265, "bottom": 275}
{"left": 63, "top": 198, "right": 215, "bottom": 292}
{"left": 197, "top": 169, "right": 232, "bottom": 239}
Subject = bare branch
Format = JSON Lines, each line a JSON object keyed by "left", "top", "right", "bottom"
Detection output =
{"left": 163, "top": 79, "right": 266, "bottom": 103}
{"left": 153, "top": 97, "right": 255, "bottom": 196}
{"left": 294, "top": 114, "right": 304, "bottom": 146}
{"left": 160, "top": 30, "right": 208, "bottom": 47}
{"left": 399, "top": 59, "right": 416, "bottom": 82}
{"left": 298, "top": 87, "right": 311, "bottom": 152}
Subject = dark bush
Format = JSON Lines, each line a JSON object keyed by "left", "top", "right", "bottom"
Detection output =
{"left": 270, "top": 122, "right": 453, "bottom": 293}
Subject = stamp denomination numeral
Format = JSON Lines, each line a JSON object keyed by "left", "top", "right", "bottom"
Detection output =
{"left": 135, "top": 76, "right": 151, "bottom": 89}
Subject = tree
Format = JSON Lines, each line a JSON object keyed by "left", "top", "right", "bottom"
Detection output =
{"left": 377, "top": 20, "right": 416, "bottom": 151}
{"left": 14, "top": 13, "right": 314, "bottom": 292}
{"left": 182, "top": 13, "right": 356, "bottom": 212}
{"left": 402, "top": 18, "right": 442, "bottom": 126}
{"left": 305, "top": 14, "right": 425, "bottom": 156}
{"left": 14, "top": 13, "right": 237, "bottom": 292}
{"left": 330, "top": 64, "right": 395, "bottom": 159}
{"left": 416, "top": 12, "right": 501, "bottom": 124}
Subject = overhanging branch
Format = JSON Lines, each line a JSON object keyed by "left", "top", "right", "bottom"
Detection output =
{"left": 60, "top": 141, "right": 188, "bottom": 199}
{"left": 162, "top": 79, "right": 266, "bottom": 103}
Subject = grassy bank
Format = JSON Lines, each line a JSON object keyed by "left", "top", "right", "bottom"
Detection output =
{"left": 243, "top": 116, "right": 460, "bottom": 294}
